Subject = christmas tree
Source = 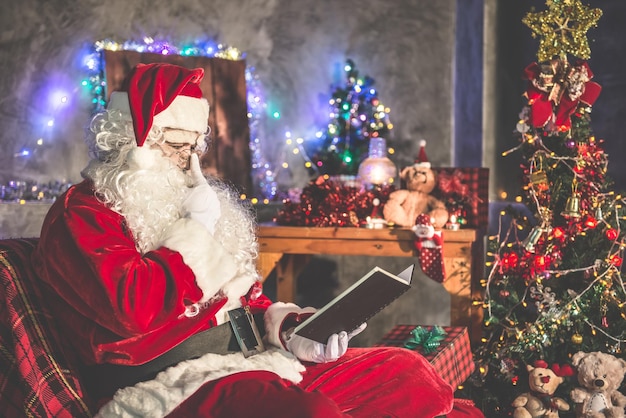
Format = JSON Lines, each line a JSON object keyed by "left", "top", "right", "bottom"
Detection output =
{"left": 308, "top": 59, "right": 392, "bottom": 176}
{"left": 468, "top": 1, "right": 626, "bottom": 415}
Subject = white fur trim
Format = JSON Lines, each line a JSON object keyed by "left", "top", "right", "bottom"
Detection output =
{"left": 153, "top": 95, "right": 210, "bottom": 136}
{"left": 107, "top": 92, "right": 210, "bottom": 138}
{"left": 264, "top": 302, "right": 316, "bottom": 350}
{"left": 126, "top": 146, "right": 158, "bottom": 170}
{"left": 95, "top": 348, "right": 305, "bottom": 418}
{"left": 158, "top": 218, "right": 238, "bottom": 303}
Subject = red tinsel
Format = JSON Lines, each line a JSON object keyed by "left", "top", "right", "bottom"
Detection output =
{"left": 275, "top": 176, "right": 395, "bottom": 227}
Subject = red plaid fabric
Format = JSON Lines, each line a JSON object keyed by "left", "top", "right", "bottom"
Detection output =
{"left": 0, "top": 238, "right": 93, "bottom": 417}
{"left": 374, "top": 325, "right": 475, "bottom": 389}
{"left": 433, "top": 167, "right": 489, "bottom": 229}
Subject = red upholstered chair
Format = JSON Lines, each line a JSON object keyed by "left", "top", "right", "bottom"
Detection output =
{"left": 0, "top": 238, "right": 94, "bottom": 416}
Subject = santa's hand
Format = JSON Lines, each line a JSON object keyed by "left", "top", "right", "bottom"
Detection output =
{"left": 284, "top": 323, "right": 367, "bottom": 363}
{"left": 183, "top": 154, "right": 221, "bottom": 234}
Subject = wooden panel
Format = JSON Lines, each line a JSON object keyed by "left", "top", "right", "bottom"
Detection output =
{"left": 258, "top": 238, "right": 413, "bottom": 257}
{"left": 103, "top": 50, "right": 252, "bottom": 193}
{"left": 205, "top": 58, "right": 251, "bottom": 193}
{"left": 257, "top": 224, "right": 476, "bottom": 242}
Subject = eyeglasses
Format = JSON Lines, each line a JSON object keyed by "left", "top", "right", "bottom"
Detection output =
{"left": 155, "top": 142, "right": 200, "bottom": 166}
{"left": 150, "top": 128, "right": 211, "bottom": 167}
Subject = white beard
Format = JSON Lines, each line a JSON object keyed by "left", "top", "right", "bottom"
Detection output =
{"left": 86, "top": 146, "right": 258, "bottom": 285}
{"left": 99, "top": 147, "right": 190, "bottom": 254}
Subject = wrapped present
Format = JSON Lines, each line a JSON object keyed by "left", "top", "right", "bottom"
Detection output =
{"left": 432, "top": 167, "right": 489, "bottom": 230}
{"left": 374, "top": 325, "right": 474, "bottom": 389}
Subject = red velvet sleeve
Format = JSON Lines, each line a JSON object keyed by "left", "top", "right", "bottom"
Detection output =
{"left": 36, "top": 181, "right": 204, "bottom": 337}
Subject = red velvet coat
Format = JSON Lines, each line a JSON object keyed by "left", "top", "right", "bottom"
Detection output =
{"left": 33, "top": 180, "right": 459, "bottom": 417}
{"left": 33, "top": 180, "right": 271, "bottom": 366}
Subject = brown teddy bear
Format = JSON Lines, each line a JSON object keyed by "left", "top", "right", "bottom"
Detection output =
{"left": 383, "top": 161, "right": 449, "bottom": 229}
{"left": 512, "top": 361, "right": 570, "bottom": 418}
{"left": 570, "top": 351, "right": 626, "bottom": 418}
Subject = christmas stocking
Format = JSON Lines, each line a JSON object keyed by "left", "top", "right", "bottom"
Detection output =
{"left": 414, "top": 239, "right": 446, "bottom": 283}
{"left": 412, "top": 213, "right": 446, "bottom": 283}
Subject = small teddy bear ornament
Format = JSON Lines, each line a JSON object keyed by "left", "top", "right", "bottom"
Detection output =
{"left": 382, "top": 140, "right": 449, "bottom": 229}
{"left": 570, "top": 351, "right": 626, "bottom": 418}
{"left": 511, "top": 360, "right": 570, "bottom": 418}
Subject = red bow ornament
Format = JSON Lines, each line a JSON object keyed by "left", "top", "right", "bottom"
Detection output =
{"left": 524, "top": 59, "right": 601, "bottom": 131}
{"left": 550, "top": 363, "right": 575, "bottom": 377}
{"left": 437, "top": 169, "right": 469, "bottom": 198}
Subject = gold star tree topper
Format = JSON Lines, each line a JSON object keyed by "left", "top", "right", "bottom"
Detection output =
{"left": 522, "top": 0, "right": 602, "bottom": 62}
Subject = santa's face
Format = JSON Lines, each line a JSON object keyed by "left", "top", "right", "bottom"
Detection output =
{"left": 151, "top": 129, "right": 206, "bottom": 170}
{"left": 413, "top": 224, "right": 435, "bottom": 239}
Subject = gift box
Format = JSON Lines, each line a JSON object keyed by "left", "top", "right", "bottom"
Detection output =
{"left": 374, "top": 325, "right": 474, "bottom": 389}
{"left": 432, "top": 167, "right": 489, "bottom": 230}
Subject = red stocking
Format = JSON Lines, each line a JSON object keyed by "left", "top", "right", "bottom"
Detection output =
{"left": 414, "top": 239, "right": 446, "bottom": 283}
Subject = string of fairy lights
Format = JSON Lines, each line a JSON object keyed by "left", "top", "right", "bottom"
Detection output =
{"left": 4, "top": 37, "right": 392, "bottom": 203}
{"left": 483, "top": 110, "right": 626, "bottom": 355}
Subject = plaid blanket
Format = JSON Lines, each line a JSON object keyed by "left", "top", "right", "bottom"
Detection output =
{"left": 0, "top": 238, "right": 93, "bottom": 417}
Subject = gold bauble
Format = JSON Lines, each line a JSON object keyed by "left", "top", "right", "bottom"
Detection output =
{"left": 571, "top": 333, "right": 583, "bottom": 345}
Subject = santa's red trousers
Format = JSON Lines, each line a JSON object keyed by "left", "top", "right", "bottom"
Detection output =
{"left": 167, "top": 347, "right": 455, "bottom": 417}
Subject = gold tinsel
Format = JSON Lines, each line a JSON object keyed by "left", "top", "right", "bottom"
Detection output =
{"left": 522, "top": 0, "right": 602, "bottom": 61}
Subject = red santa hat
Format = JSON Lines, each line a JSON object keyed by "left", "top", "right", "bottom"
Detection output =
{"left": 107, "top": 63, "right": 210, "bottom": 147}
{"left": 414, "top": 139, "right": 431, "bottom": 168}
{"left": 414, "top": 213, "right": 433, "bottom": 227}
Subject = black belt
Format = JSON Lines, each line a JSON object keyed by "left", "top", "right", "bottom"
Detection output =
{"left": 84, "top": 314, "right": 264, "bottom": 399}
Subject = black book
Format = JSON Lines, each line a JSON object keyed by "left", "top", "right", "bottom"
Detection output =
{"left": 294, "top": 265, "right": 414, "bottom": 344}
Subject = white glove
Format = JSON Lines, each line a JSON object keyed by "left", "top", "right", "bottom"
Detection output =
{"left": 284, "top": 323, "right": 367, "bottom": 363}
{"left": 183, "top": 154, "right": 221, "bottom": 235}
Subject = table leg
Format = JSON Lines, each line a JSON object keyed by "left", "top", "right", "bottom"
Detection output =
{"left": 275, "top": 254, "right": 311, "bottom": 302}
{"left": 257, "top": 253, "right": 312, "bottom": 302}
{"left": 441, "top": 257, "right": 472, "bottom": 330}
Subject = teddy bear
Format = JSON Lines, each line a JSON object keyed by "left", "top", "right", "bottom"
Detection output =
{"left": 570, "top": 351, "right": 626, "bottom": 418}
{"left": 511, "top": 362, "right": 570, "bottom": 418}
{"left": 382, "top": 160, "right": 449, "bottom": 229}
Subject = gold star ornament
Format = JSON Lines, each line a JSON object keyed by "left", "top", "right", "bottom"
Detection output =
{"left": 522, "top": 0, "right": 602, "bottom": 61}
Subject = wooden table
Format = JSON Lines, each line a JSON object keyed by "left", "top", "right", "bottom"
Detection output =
{"left": 256, "top": 224, "right": 484, "bottom": 344}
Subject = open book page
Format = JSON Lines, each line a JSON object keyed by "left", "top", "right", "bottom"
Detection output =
{"left": 293, "top": 265, "right": 414, "bottom": 344}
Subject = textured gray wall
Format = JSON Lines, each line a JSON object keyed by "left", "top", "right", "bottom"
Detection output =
{"left": 0, "top": 0, "right": 456, "bottom": 191}
{"left": 0, "top": 0, "right": 459, "bottom": 345}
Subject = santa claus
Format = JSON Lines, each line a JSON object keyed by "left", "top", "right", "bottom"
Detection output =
{"left": 33, "top": 63, "right": 454, "bottom": 417}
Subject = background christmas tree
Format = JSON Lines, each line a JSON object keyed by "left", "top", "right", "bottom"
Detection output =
{"left": 467, "top": 1, "right": 626, "bottom": 415}
{"left": 307, "top": 59, "right": 393, "bottom": 176}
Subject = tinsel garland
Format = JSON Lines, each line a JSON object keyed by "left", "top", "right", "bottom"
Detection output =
{"left": 1, "top": 180, "right": 72, "bottom": 202}
{"left": 275, "top": 176, "right": 394, "bottom": 227}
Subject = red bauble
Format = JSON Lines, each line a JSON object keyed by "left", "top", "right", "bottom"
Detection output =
{"left": 606, "top": 228, "right": 619, "bottom": 241}
{"left": 583, "top": 215, "right": 597, "bottom": 229}
{"left": 611, "top": 254, "right": 623, "bottom": 267}
{"left": 552, "top": 227, "right": 565, "bottom": 241}
{"left": 501, "top": 252, "right": 519, "bottom": 272}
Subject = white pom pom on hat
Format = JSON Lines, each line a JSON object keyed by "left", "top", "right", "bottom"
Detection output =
{"left": 107, "top": 63, "right": 210, "bottom": 147}
{"left": 414, "top": 139, "right": 431, "bottom": 168}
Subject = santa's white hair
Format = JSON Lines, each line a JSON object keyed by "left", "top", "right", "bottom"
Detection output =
{"left": 81, "top": 109, "right": 258, "bottom": 283}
